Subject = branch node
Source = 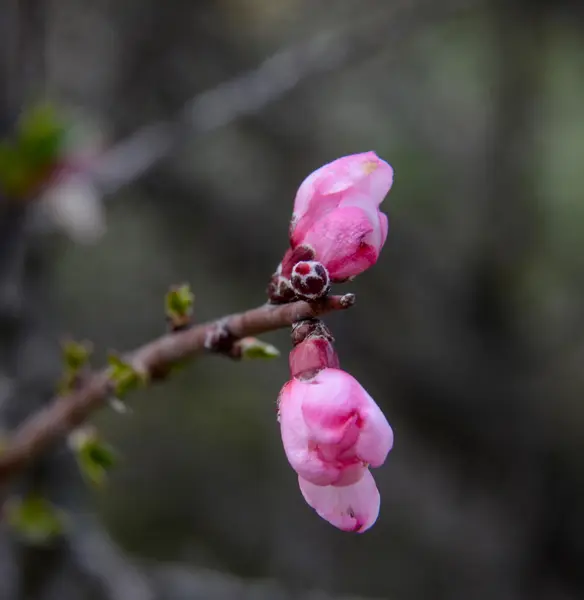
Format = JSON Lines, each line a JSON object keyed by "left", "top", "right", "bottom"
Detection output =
{"left": 107, "top": 354, "right": 148, "bottom": 398}
{"left": 291, "top": 318, "right": 335, "bottom": 346}
{"left": 204, "top": 318, "right": 238, "bottom": 357}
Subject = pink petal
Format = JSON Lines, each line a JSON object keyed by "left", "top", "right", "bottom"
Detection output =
{"left": 298, "top": 469, "right": 381, "bottom": 532}
{"left": 299, "top": 369, "right": 361, "bottom": 447}
{"left": 353, "top": 384, "right": 394, "bottom": 468}
{"left": 315, "top": 152, "right": 392, "bottom": 204}
{"left": 278, "top": 380, "right": 345, "bottom": 486}
{"left": 378, "top": 212, "right": 389, "bottom": 249}
{"left": 335, "top": 190, "right": 382, "bottom": 242}
{"left": 358, "top": 206, "right": 388, "bottom": 254}
{"left": 325, "top": 244, "right": 379, "bottom": 282}
{"left": 291, "top": 152, "right": 393, "bottom": 245}
{"left": 291, "top": 192, "right": 343, "bottom": 245}
{"left": 313, "top": 160, "right": 367, "bottom": 197}
{"left": 301, "top": 369, "right": 393, "bottom": 468}
{"left": 357, "top": 152, "right": 393, "bottom": 207}
{"left": 301, "top": 206, "right": 379, "bottom": 280}
{"left": 291, "top": 165, "right": 344, "bottom": 237}
{"left": 292, "top": 164, "right": 332, "bottom": 222}
{"left": 331, "top": 462, "right": 368, "bottom": 486}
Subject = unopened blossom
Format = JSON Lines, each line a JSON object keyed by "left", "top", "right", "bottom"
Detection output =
{"left": 278, "top": 368, "right": 393, "bottom": 532}
{"left": 289, "top": 151, "right": 393, "bottom": 282}
{"left": 290, "top": 260, "right": 330, "bottom": 301}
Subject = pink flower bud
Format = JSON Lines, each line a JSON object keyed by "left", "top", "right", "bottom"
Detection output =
{"left": 266, "top": 245, "right": 315, "bottom": 304}
{"left": 290, "top": 151, "right": 392, "bottom": 282}
{"left": 278, "top": 368, "right": 393, "bottom": 531}
{"left": 290, "top": 260, "right": 330, "bottom": 301}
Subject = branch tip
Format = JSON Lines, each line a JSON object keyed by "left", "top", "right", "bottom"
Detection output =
{"left": 339, "top": 293, "right": 356, "bottom": 308}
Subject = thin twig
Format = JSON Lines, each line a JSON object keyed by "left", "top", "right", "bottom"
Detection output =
{"left": 0, "top": 293, "right": 355, "bottom": 482}
{"left": 83, "top": 0, "right": 480, "bottom": 196}
{"left": 87, "top": 31, "right": 349, "bottom": 195}
{"left": 31, "top": 0, "right": 481, "bottom": 238}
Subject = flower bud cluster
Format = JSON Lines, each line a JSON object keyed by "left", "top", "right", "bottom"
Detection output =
{"left": 270, "top": 152, "right": 395, "bottom": 532}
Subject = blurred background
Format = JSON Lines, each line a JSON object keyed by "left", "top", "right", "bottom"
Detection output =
{"left": 1, "top": 0, "right": 584, "bottom": 598}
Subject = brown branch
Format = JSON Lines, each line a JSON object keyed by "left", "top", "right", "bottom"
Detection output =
{"left": 0, "top": 293, "right": 355, "bottom": 483}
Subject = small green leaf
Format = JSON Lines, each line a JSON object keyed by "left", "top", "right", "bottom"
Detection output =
{"left": 6, "top": 495, "right": 65, "bottom": 545}
{"left": 62, "top": 339, "right": 93, "bottom": 371}
{"left": 239, "top": 337, "right": 280, "bottom": 360}
{"left": 0, "top": 104, "right": 67, "bottom": 198}
{"left": 17, "top": 104, "right": 66, "bottom": 170}
{"left": 70, "top": 428, "right": 118, "bottom": 487}
{"left": 107, "top": 354, "right": 148, "bottom": 398}
{"left": 165, "top": 284, "right": 194, "bottom": 329}
{"left": 58, "top": 339, "right": 92, "bottom": 394}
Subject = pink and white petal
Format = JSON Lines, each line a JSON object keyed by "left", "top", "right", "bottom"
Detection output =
{"left": 298, "top": 370, "right": 393, "bottom": 468}
{"left": 285, "top": 445, "right": 341, "bottom": 486}
{"left": 292, "top": 162, "right": 347, "bottom": 225}
{"left": 326, "top": 245, "right": 379, "bottom": 282}
{"left": 317, "top": 152, "right": 388, "bottom": 198}
{"left": 366, "top": 156, "right": 394, "bottom": 204}
{"left": 292, "top": 166, "right": 323, "bottom": 221}
{"left": 360, "top": 208, "right": 389, "bottom": 253}
{"left": 293, "top": 152, "right": 392, "bottom": 220}
{"left": 314, "top": 207, "right": 378, "bottom": 275}
{"left": 291, "top": 152, "right": 393, "bottom": 247}
{"left": 300, "top": 369, "right": 361, "bottom": 447}
{"left": 350, "top": 379, "right": 393, "bottom": 467}
{"left": 378, "top": 212, "right": 389, "bottom": 249}
{"left": 302, "top": 206, "right": 375, "bottom": 267}
{"left": 279, "top": 379, "right": 340, "bottom": 485}
{"left": 291, "top": 190, "right": 343, "bottom": 245}
{"left": 331, "top": 461, "right": 368, "bottom": 487}
{"left": 355, "top": 407, "right": 393, "bottom": 468}
{"left": 298, "top": 469, "right": 381, "bottom": 533}
{"left": 314, "top": 168, "right": 357, "bottom": 197}
{"left": 331, "top": 152, "right": 393, "bottom": 204}
{"left": 308, "top": 153, "right": 380, "bottom": 199}
{"left": 337, "top": 190, "right": 381, "bottom": 232}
